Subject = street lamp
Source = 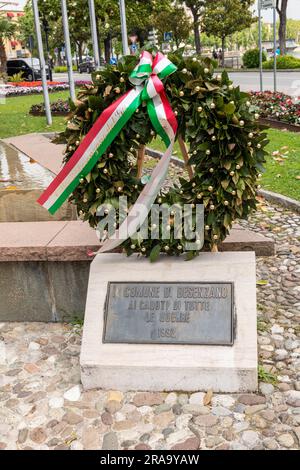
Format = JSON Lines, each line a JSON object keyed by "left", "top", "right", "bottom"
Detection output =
{"left": 41, "top": 15, "right": 53, "bottom": 81}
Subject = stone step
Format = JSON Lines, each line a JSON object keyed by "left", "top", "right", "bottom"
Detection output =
{"left": 0, "top": 220, "right": 274, "bottom": 262}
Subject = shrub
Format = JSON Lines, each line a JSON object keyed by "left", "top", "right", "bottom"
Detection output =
{"left": 263, "top": 55, "right": 300, "bottom": 69}
{"left": 7, "top": 72, "right": 24, "bottom": 82}
{"left": 30, "top": 98, "right": 70, "bottom": 115}
{"left": 0, "top": 72, "right": 8, "bottom": 82}
{"left": 243, "top": 48, "right": 267, "bottom": 68}
{"left": 54, "top": 65, "right": 77, "bottom": 73}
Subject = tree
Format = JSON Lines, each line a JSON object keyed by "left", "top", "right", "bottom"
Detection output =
{"left": 18, "top": 0, "right": 175, "bottom": 65}
{"left": 202, "top": 0, "right": 256, "bottom": 67}
{"left": 0, "top": 15, "right": 16, "bottom": 74}
{"left": 276, "top": 0, "right": 288, "bottom": 55}
{"left": 286, "top": 19, "right": 300, "bottom": 43}
{"left": 180, "top": 1, "right": 206, "bottom": 54}
{"left": 153, "top": 3, "right": 191, "bottom": 47}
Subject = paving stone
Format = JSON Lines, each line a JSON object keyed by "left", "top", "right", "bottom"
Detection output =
{"left": 259, "top": 383, "right": 275, "bottom": 395}
{"left": 135, "top": 443, "right": 152, "bottom": 450}
{"left": 82, "top": 427, "right": 100, "bottom": 450}
{"left": 238, "top": 394, "right": 266, "bottom": 406}
{"left": 211, "top": 406, "right": 232, "bottom": 417}
{"left": 153, "top": 411, "right": 174, "bottom": 428}
{"left": 263, "top": 438, "right": 279, "bottom": 450}
{"left": 29, "top": 427, "right": 47, "bottom": 444}
{"left": 102, "top": 432, "right": 118, "bottom": 450}
{"left": 63, "top": 385, "right": 81, "bottom": 402}
{"left": 17, "top": 428, "right": 28, "bottom": 444}
{"left": 101, "top": 412, "right": 113, "bottom": 426}
{"left": 182, "top": 404, "right": 210, "bottom": 415}
{"left": 245, "top": 404, "right": 267, "bottom": 415}
{"left": 277, "top": 433, "right": 295, "bottom": 448}
{"left": 193, "top": 415, "right": 219, "bottom": 427}
{"left": 285, "top": 390, "right": 300, "bottom": 407}
{"left": 132, "top": 392, "right": 165, "bottom": 407}
{"left": 189, "top": 392, "right": 205, "bottom": 405}
{"left": 107, "top": 390, "right": 123, "bottom": 403}
{"left": 49, "top": 397, "right": 64, "bottom": 409}
{"left": 62, "top": 411, "right": 83, "bottom": 425}
{"left": 171, "top": 436, "right": 200, "bottom": 450}
{"left": 165, "top": 392, "right": 177, "bottom": 405}
{"left": 241, "top": 430, "right": 260, "bottom": 448}
{"left": 104, "top": 400, "right": 122, "bottom": 414}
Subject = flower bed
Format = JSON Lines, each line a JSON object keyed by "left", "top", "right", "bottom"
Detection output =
{"left": 9, "top": 80, "right": 63, "bottom": 87}
{"left": 250, "top": 91, "right": 300, "bottom": 127}
{"left": 1, "top": 82, "right": 69, "bottom": 97}
{"left": 1, "top": 80, "right": 92, "bottom": 98}
{"left": 29, "top": 98, "right": 71, "bottom": 116}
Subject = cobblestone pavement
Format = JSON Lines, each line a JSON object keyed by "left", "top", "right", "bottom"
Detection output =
{"left": 0, "top": 199, "right": 299, "bottom": 450}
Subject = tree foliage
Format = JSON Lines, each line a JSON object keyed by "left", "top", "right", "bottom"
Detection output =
{"left": 0, "top": 14, "right": 16, "bottom": 73}
{"left": 202, "top": 0, "right": 256, "bottom": 66}
{"left": 179, "top": 1, "right": 206, "bottom": 54}
{"left": 153, "top": 2, "right": 191, "bottom": 47}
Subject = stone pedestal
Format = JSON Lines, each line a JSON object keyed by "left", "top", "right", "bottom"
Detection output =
{"left": 80, "top": 252, "right": 257, "bottom": 393}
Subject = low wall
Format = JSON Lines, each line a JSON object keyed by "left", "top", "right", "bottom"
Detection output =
{"left": 0, "top": 219, "right": 275, "bottom": 322}
{"left": 0, "top": 260, "right": 91, "bottom": 322}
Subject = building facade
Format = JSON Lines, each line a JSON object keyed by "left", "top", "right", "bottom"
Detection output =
{"left": 1, "top": 0, "right": 28, "bottom": 59}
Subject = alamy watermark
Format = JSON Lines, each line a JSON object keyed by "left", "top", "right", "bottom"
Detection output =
{"left": 96, "top": 197, "right": 204, "bottom": 251}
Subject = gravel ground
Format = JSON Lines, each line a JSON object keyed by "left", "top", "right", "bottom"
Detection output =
{"left": 0, "top": 198, "right": 299, "bottom": 451}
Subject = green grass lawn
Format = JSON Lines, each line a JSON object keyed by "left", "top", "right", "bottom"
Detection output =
{"left": 0, "top": 91, "right": 69, "bottom": 138}
{"left": 150, "top": 129, "right": 300, "bottom": 201}
{"left": 261, "top": 129, "right": 300, "bottom": 201}
{"left": 0, "top": 93, "right": 299, "bottom": 200}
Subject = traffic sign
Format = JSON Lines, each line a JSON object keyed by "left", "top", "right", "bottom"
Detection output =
{"left": 148, "top": 29, "right": 158, "bottom": 46}
{"left": 164, "top": 32, "right": 172, "bottom": 42}
{"left": 260, "top": 0, "right": 275, "bottom": 10}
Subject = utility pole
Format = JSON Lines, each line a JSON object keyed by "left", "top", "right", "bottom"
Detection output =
{"left": 119, "top": 0, "right": 129, "bottom": 56}
{"left": 258, "top": 0, "right": 263, "bottom": 92}
{"left": 31, "top": 0, "right": 52, "bottom": 125}
{"left": 41, "top": 16, "right": 53, "bottom": 81}
{"left": 273, "top": 5, "right": 277, "bottom": 92}
{"left": 88, "top": 0, "right": 101, "bottom": 69}
{"left": 61, "top": 0, "right": 75, "bottom": 101}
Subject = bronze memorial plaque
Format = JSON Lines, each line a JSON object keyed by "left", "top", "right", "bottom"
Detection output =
{"left": 103, "top": 282, "right": 234, "bottom": 345}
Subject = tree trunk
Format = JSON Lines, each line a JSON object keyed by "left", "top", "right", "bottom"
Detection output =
{"left": 78, "top": 42, "right": 83, "bottom": 63}
{"left": 221, "top": 37, "right": 225, "bottom": 68}
{"left": 0, "top": 38, "right": 7, "bottom": 75}
{"left": 277, "top": 0, "right": 288, "bottom": 55}
{"left": 192, "top": 12, "right": 201, "bottom": 54}
{"left": 104, "top": 35, "right": 111, "bottom": 63}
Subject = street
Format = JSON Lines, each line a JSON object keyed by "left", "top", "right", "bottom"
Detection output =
{"left": 53, "top": 71, "right": 300, "bottom": 97}
{"left": 228, "top": 71, "right": 300, "bottom": 96}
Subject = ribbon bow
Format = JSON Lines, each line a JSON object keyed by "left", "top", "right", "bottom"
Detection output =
{"left": 38, "top": 51, "right": 178, "bottom": 252}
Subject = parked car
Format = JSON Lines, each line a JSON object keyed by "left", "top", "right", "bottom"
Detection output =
{"left": 6, "top": 58, "right": 49, "bottom": 81}
{"left": 78, "top": 57, "right": 105, "bottom": 73}
{"left": 78, "top": 58, "right": 95, "bottom": 74}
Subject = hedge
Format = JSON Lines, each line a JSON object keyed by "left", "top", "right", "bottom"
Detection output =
{"left": 263, "top": 55, "right": 300, "bottom": 70}
{"left": 243, "top": 48, "right": 267, "bottom": 69}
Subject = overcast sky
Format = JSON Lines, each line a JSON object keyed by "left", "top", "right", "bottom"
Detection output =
{"left": 254, "top": 1, "right": 300, "bottom": 21}
{"left": 11, "top": 0, "right": 300, "bottom": 21}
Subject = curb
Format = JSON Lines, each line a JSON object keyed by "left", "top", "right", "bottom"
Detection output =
{"left": 259, "top": 118, "right": 300, "bottom": 133}
{"left": 146, "top": 147, "right": 300, "bottom": 214}
{"left": 257, "top": 189, "right": 300, "bottom": 213}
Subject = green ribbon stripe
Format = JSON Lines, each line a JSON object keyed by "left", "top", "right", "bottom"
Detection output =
{"left": 49, "top": 92, "right": 143, "bottom": 214}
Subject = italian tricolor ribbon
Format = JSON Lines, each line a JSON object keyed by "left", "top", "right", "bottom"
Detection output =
{"left": 37, "top": 51, "right": 178, "bottom": 252}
